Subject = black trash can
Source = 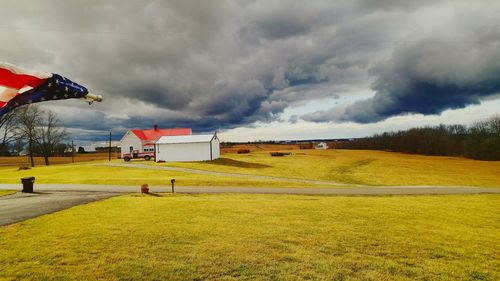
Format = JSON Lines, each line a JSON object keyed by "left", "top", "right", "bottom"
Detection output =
{"left": 21, "top": 177, "right": 35, "bottom": 193}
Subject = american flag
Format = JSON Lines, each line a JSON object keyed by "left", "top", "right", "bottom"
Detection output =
{"left": 0, "top": 62, "right": 96, "bottom": 117}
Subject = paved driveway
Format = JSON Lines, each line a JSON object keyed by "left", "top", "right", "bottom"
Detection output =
{"left": 0, "top": 191, "right": 117, "bottom": 226}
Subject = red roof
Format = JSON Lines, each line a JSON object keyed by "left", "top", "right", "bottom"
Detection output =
{"left": 130, "top": 128, "right": 192, "bottom": 141}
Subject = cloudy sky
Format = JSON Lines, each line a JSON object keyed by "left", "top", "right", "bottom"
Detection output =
{"left": 2, "top": 0, "right": 499, "bottom": 144}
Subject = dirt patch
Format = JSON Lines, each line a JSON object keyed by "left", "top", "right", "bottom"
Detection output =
{"left": 202, "top": 158, "right": 271, "bottom": 169}
{"left": 221, "top": 144, "right": 300, "bottom": 154}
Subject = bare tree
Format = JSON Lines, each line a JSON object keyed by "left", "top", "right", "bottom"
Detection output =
{"left": 0, "top": 110, "right": 19, "bottom": 155}
{"left": 35, "top": 110, "right": 67, "bottom": 165}
{"left": 54, "top": 143, "right": 68, "bottom": 157}
{"left": 11, "top": 139, "right": 26, "bottom": 156}
{"left": 16, "top": 105, "right": 68, "bottom": 166}
{"left": 337, "top": 115, "right": 500, "bottom": 160}
{"left": 17, "top": 105, "right": 42, "bottom": 167}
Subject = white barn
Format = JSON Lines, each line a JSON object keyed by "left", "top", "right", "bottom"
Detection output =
{"left": 155, "top": 133, "right": 220, "bottom": 162}
{"left": 119, "top": 126, "right": 191, "bottom": 158}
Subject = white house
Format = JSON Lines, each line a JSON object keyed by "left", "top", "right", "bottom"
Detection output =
{"left": 155, "top": 133, "right": 220, "bottom": 162}
{"left": 316, "top": 142, "right": 328, "bottom": 150}
{"left": 119, "top": 126, "right": 192, "bottom": 157}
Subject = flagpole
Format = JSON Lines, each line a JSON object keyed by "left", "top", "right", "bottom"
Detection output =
{"left": 85, "top": 93, "right": 103, "bottom": 102}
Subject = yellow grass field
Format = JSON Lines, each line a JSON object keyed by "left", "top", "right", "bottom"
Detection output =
{"left": 1, "top": 149, "right": 499, "bottom": 187}
{"left": 0, "top": 163, "right": 318, "bottom": 188}
{"left": 1, "top": 194, "right": 498, "bottom": 280}
{"left": 158, "top": 149, "right": 500, "bottom": 187}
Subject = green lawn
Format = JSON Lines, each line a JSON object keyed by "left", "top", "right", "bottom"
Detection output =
{"left": 1, "top": 194, "right": 498, "bottom": 280}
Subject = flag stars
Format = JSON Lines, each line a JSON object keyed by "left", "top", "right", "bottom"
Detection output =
{"left": 1, "top": 73, "right": 93, "bottom": 112}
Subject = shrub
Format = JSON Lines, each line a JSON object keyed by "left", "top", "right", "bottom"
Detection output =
{"left": 237, "top": 149, "right": 250, "bottom": 154}
{"left": 299, "top": 143, "right": 313, "bottom": 149}
{"left": 140, "top": 184, "right": 149, "bottom": 194}
{"left": 270, "top": 152, "right": 291, "bottom": 157}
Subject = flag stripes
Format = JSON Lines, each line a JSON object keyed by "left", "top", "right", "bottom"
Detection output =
{"left": 0, "top": 62, "right": 90, "bottom": 117}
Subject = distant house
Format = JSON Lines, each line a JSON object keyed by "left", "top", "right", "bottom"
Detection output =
{"left": 119, "top": 126, "right": 191, "bottom": 158}
{"left": 315, "top": 142, "right": 328, "bottom": 150}
{"left": 155, "top": 133, "right": 220, "bottom": 162}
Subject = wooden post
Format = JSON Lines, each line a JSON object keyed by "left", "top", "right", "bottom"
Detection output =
{"left": 108, "top": 132, "right": 112, "bottom": 162}
{"left": 71, "top": 140, "right": 74, "bottom": 163}
{"left": 171, "top": 179, "right": 175, "bottom": 193}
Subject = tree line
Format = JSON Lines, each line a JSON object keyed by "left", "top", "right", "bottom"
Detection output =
{"left": 0, "top": 105, "right": 67, "bottom": 166}
{"left": 335, "top": 115, "right": 500, "bottom": 160}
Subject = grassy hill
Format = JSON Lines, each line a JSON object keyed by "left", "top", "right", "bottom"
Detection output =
{"left": 2, "top": 150, "right": 500, "bottom": 187}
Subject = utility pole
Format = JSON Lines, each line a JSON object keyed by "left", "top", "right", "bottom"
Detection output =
{"left": 71, "top": 140, "right": 74, "bottom": 163}
{"left": 108, "top": 131, "right": 112, "bottom": 162}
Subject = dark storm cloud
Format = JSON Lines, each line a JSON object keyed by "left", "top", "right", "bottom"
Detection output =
{"left": 304, "top": 5, "right": 500, "bottom": 123}
{"left": 2, "top": 0, "right": 499, "bottom": 137}
{"left": 356, "top": 0, "right": 445, "bottom": 11}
